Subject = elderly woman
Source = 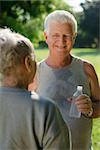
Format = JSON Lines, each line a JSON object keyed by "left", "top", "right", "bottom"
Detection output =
{"left": 29, "top": 10, "right": 100, "bottom": 150}
{"left": 0, "top": 28, "right": 70, "bottom": 150}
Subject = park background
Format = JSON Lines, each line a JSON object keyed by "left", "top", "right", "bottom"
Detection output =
{"left": 0, "top": 0, "right": 100, "bottom": 149}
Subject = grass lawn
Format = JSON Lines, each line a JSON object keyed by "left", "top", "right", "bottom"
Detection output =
{"left": 34, "top": 48, "right": 100, "bottom": 150}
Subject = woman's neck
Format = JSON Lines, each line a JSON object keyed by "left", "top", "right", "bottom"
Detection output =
{"left": 1, "top": 75, "right": 28, "bottom": 89}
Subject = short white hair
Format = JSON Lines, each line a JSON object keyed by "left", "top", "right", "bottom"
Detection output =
{"left": 44, "top": 10, "right": 77, "bottom": 33}
{"left": 0, "top": 28, "right": 35, "bottom": 75}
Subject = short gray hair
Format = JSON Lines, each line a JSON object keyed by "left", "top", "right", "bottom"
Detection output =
{"left": 44, "top": 10, "right": 77, "bottom": 33}
{"left": 0, "top": 28, "right": 35, "bottom": 75}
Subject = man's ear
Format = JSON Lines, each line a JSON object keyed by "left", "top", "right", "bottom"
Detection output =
{"left": 44, "top": 32, "right": 48, "bottom": 44}
{"left": 73, "top": 32, "right": 77, "bottom": 45}
{"left": 74, "top": 32, "right": 77, "bottom": 38}
{"left": 25, "top": 56, "right": 32, "bottom": 73}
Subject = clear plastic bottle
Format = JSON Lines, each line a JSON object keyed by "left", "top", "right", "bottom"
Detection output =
{"left": 69, "top": 86, "right": 83, "bottom": 118}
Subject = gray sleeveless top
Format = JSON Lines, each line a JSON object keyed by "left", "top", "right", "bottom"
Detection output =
{"left": 36, "top": 56, "right": 92, "bottom": 150}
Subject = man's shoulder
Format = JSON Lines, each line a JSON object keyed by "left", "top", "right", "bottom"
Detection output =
{"left": 83, "top": 61, "right": 98, "bottom": 82}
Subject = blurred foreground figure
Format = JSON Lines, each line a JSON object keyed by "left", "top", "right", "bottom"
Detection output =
{"left": 0, "top": 28, "right": 70, "bottom": 150}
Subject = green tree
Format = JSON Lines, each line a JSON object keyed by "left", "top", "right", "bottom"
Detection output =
{"left": 0, "top": 0, "right": 71, "bottom": 47}
{"left": 75, "top": 0, "right": 99, "bottom": 48}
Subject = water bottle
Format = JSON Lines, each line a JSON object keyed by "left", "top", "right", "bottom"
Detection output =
{"left": 69, "top": 86, "right": 83, "bottom": 118}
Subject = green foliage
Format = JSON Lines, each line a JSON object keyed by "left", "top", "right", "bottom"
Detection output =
{"left": 0, "top": 0, "right": 71, "bottom": 44}
{"left": 75, "top": 0, "right": 99, "bottom": 48}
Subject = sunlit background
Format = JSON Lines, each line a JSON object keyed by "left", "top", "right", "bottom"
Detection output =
{"left": 0, "top": 0, "right": 100, "bottom": 149}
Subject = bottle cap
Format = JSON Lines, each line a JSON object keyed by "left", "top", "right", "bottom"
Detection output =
{"left": 77, "top": 86, "right": 83, "bottom": 91}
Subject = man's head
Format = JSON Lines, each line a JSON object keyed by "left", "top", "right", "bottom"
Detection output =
{"left": 0, "top": 28, "right": 36, "bottom": 89}
{"left": 44, "top": 10, "right": 77, "bottom": 35}
{"left": 44, "top": 10, "right": 77, "bottom": 57}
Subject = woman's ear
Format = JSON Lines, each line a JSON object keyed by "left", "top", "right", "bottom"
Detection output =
{"left": 25, "top": 56, "right": 32, "bottom": 73}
